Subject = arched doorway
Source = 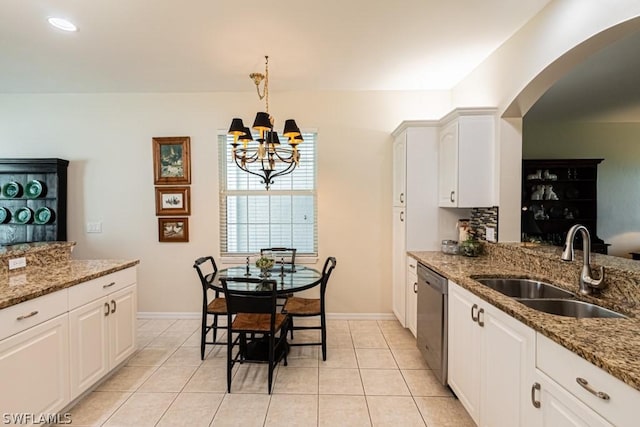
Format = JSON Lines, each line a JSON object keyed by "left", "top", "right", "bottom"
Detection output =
{"left": 496, "top": 17, "right": 640, "bottom": 246}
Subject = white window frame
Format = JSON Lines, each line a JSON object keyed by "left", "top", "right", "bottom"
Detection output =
{"left": 218, "top": 130, "right": 318, "bottom": 262}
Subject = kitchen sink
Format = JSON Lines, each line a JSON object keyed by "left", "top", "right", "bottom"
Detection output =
{"left": 517, "top": 299, "right": 627, "bottom": 319}
{"left": 473, "top": 277, "right": 576, "bottom": 299}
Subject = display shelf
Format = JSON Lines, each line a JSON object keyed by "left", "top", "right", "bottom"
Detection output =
{"left": 522, "top": 159, "right": 608, "bottom": 254}
{"left": 0, "top": 159, "right": 68, "bottom": 245}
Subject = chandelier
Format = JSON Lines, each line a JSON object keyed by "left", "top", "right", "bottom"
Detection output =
{"left": 227, "top": 56, "right": 302, "bottom": 190}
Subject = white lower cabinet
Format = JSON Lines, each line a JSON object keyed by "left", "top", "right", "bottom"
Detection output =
{"left": 69, "top": 296, "right": 109, "bottom": 397}
{"left": 392, "top": 206, "right": 407, "bottom": 326}
{"left": 448, "top": 281, "right": 481, "bottom": 420}
{"left": 0, "top": 314, "right": 70, "bottom": 416}
{"left": 0, "top": 266, "right": 137, "bottom": 423}
{"left": 533, "top": 370, "right": 613, "bottom": 427}
{"left": 69, "top": 270, "right": 137, "bottom": 399}
{"left": 534, "top": 333, "right": 639, "bottom": 427}
{"left": 406, "top": 257, "right": 418, "bottom": 337}
{"left": 448, "top": 279, "right": 640, "bottom": 427}
{"left": 448, "top": 280, "right": 537, "bottom": 427}
{"left": 108, "top": 285, "right": 137, "bottom": 367}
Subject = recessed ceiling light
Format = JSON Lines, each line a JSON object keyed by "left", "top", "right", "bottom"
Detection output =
{"left": 48, "top": 17, "right": 77, "bottom": 32}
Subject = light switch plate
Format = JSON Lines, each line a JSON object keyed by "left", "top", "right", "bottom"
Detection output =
{"left": 86, "top": 222, "right": 102, "bottom": 233}
{"left": 8, "top": 257, "right": 27, "bottom": 270}
{"left": 485, "top": 226, "right": 497, "bottom": 243}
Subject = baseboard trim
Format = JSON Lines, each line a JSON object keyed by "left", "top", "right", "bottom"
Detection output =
{"left": 137, "top": 312, "right": 200, "bottom": 319}
{"left": 137, "top": 312, "right": 397, "bottom": 321}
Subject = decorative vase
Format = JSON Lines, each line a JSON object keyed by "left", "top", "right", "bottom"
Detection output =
{"left": 255, "top": 256, "right": 275, "bottom": 277}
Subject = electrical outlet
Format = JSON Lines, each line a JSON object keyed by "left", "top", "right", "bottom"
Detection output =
{"left": 86, "top": 222, "right": 102, "bottom": 233}
{"left": 485, "top": 226, "right": 497, "bottom": 243}
{"left": 8, "top": 257, "right": 27, "bottom": 270}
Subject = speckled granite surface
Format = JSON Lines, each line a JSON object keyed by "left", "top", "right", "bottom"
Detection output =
{"left": 0, "top": 258, "right": 139, "bottom": 309}
{"left": 0, "top": 241, "right": 75, "bottom": 273}
{"left": 409, "top": 243, "right": 640, "bottom": 392}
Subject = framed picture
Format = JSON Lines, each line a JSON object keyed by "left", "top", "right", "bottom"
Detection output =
{"left": 152, "top": 136, "right": 191, "bottom": 184}
{"left": 158, "top": 217, "right": 189, "bottom": 242}
{"left": 155, "top": 186, "right": 191, "bottom": 216}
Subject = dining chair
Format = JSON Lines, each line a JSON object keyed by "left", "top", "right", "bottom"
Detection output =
{"left": 193, "top": 256, "right": 228, "bottom": 360}
{"left": 260, "top": 247, "right": 297, "bottom": 316}
{"left": 221, "top": 276, "right": 290, "bottom": 394}
{"left": 260, "top": 247, "right": 297, "bottom": 270}
{"left": 282, "top": 256, "right": 336, "bottom": 360}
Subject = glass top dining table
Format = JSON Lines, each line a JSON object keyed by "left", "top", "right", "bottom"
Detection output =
{"left": 211, "top": 265, "right": 322, "bottom": 294}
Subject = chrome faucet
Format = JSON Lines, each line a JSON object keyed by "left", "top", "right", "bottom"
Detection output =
{"left": 561, "top": 224, "right": 606, "bottom": 295}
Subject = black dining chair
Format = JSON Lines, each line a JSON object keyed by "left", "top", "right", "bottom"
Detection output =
{"left": 221, "top": 276, "right": 290, "bottom": 394}
{"left": 193, "top": 256, "right": 228, "bottom": 360}
{"left": 260, "top": 247, "right": 297, "bottom": 313}
{"left": 282, "top": 256, "right": 336, "bottom": 360}
{"left": 260, "top": 247, "right": 297, "bottom": 271}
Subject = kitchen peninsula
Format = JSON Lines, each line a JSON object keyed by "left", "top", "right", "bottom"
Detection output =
{"left": 410, "top": 243, "right": 640, "bottom": 426}
{"left": 0, "top": 241, "right": 139, "bottom": 419}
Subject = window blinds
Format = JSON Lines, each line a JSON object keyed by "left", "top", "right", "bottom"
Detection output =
{"left": 218, "top": 132, "right": 318, "bottom": 256}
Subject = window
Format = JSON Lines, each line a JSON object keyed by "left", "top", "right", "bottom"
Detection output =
{"left": 218, "top": 131, "right": 318, "bottom": 257}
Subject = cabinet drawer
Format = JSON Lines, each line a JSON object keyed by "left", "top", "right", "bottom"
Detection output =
{"left": 68, "top": 267, "right": 136, "bottom": 310}
{"left": 537, "top": 333, "right": 640, "bottom": 426}
{"left": 0, "top": 289, "right": 68, "bottom": 339}
{"left": 406, "top": 257, "right": 417, "bottom": 273}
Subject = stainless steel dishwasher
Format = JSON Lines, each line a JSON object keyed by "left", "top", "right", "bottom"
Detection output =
{"left": 417, "top": 263, "right": 448, "bottom": 386}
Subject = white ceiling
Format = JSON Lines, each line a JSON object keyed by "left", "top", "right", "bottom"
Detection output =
{"left": 526, "top": 30, "right": 640, "bottom": 122}
{"left": 0, "top": 0, "right": 552, "bottom": 93}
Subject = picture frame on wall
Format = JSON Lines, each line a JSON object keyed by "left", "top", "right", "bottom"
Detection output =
{"left": 158, "top": 217, "right": 189, "bottom": 242}
{"left": 152, "top": 136, "right": 191, "bottom": 184}
{"left": 155, "top": 186, "right": 191, "bottom": 216}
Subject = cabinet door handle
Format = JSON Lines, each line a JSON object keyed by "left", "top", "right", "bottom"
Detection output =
{"left": 471, "top": 304, "right": 479, "bottom": 322}
{"left": 531, "top": 382, "right": 541, "bottom": 408}
{"left": 413, "top": 282, "right": 418, "bottom": 293}
{"left": 400, "top": 211, "right": 404, "bottom": 222}
{"left": 111, "top": 299, "right": 117, "bottom": 314}
{"left": 477, "top": 308, "right": 485, "bottom": 327}
{"left": 409, "top": 263, "right": 416, "bottom": 270}
{"left": 104, "top": 302, "right": 110, "bottom": 316}
{"left": 450, "top": 191, "right": 455, "bottom": 203}
{"left": 16, "top": 310, "right": 39, "bottom": 321}
{"left": 400, "top": 193, "right": 404, "bottom": 204}
{"left": 576, "top": 377, "right": 610, "bottom": 401}
{"left": 103, "top": 281, "right": 116, "bottom": 289}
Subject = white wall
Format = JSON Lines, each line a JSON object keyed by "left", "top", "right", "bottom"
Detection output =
{"left": 452, "top": 0, "right": 640, "bottom": 243}
{"left": 523, "top": 121, "right": 640, "bottom": 257}
{"left": 0, "top": 90, "right": 451, "bottom": 314}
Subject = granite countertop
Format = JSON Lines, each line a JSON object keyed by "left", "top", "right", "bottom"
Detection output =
{"left": 0, "top": 259, "right": 140, "bottom": 310}
{"left": 409, "top": 250, "right": 640, "bottom": 393}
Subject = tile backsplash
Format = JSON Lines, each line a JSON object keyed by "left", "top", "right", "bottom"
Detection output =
{"left": 470, "top": 206, "right": 499, "bottom": 241}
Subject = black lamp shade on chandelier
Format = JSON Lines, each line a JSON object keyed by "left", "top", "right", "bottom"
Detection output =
{"left": 227, "top": 56, "right": 303, "bottom": 190}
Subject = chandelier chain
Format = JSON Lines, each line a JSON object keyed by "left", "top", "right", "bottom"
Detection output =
{"left": 264, "top": 56, "right": 269, "bottom": 115}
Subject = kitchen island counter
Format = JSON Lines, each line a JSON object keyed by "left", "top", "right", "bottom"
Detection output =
{"left": 410, "top": 245, "right": 640, "bottom": 392}
{"left": 0, "top": 258, "right": 140, "bottom": 310}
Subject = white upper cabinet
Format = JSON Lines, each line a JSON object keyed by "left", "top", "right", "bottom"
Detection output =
{"left": 392, "top": 134, "right": 406, "bottom": 207}
{"left": 438, "top": 109, "right": 496, "bottom": 208}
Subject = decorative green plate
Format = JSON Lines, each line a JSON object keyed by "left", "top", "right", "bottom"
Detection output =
{"left": 25, "top": 180, "right": 45, "bottom": 198}
{"left": 34, "top": 207, "right": 54, "bottom": 224}
{"left": 14, "top": 207, "right": 33, "bottom": 224}
{"left": 0, "top": 207, "right": 10, "bottom": 224}
{"left": 2, "top": 181, "right": 22, "bottom": 198}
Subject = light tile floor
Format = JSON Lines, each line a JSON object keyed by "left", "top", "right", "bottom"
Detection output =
{"left": 59, "top": 318, "right": 475, "bottom": 426}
